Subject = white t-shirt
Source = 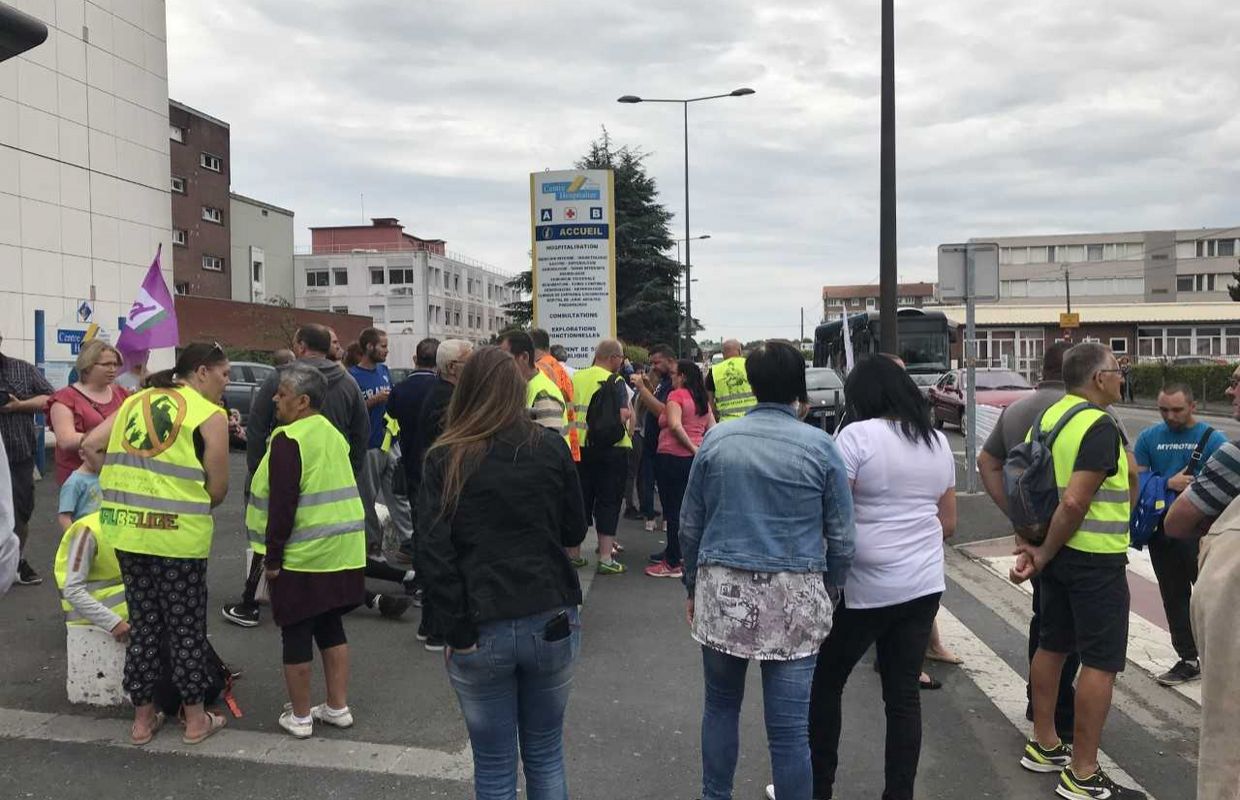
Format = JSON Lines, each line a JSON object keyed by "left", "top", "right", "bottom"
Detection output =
{"left": 835, "top": 419, "right": 955, "bottom": 609}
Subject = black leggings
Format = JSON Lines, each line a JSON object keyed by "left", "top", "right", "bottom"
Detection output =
{"left": 118, "top": 551, "right": 211, "bottom": 706}
{"left": 280, "top": 608, "right": 348, "bottom": 665}
{"left": 809, "top": 592, "right": 941, "bottom": 800}
{"left": 653, "top": 453, "right": 693, "bottom": 566}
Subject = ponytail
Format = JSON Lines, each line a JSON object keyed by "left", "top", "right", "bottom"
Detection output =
{"left": 144, "top": 368, "right": 178, "bottom": 389}
{"left": 143, "top": 342, "right": 227, "bottom": 389}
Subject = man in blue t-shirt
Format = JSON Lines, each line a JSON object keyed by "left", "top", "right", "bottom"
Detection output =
{"left": 349, "top": 328, "right": 413, "bottom": 556}
{"left": 1133, "top": 382, "right": 1227, "bottom": 688}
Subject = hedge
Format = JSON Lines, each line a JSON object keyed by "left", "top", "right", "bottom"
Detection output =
{"left": 1128, "top": 363, "right": 1234, "bottom": 402}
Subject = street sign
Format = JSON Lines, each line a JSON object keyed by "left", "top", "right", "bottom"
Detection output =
{"left": 76, "top": 300, "right": 93, "bottom": 323}
{"left": 937, "top": 243, "right": 1000, "bottom": 302}
{"left": 1059, "top": 312, "right": 1080, "bottom": 328}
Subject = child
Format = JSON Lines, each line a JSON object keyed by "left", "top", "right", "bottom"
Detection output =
{"left": 57, "top": 443, "right": 104, "bottom": 531}
{"left": 54, "top": 511, "right": 129, "bottom": 642}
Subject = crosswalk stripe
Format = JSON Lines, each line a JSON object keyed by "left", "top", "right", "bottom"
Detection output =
{"left": 969, "top": 551, "right": 1202, "bottom": 707}
{"left": 936, "top": 605, "right": 1159, "bottom": 800}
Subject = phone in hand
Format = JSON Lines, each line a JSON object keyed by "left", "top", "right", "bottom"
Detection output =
{"left": 543, "top": 610, "right": 571, "bottom": 642}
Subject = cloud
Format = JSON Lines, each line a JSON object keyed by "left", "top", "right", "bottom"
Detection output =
{"left": 167, "top": 0, "right": 1240, "bottom": 342}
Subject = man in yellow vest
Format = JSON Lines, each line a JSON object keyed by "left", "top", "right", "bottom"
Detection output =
{"left": 500, "top": 331, "right": 570, "bottom": 443}
{"left": 54, "top": 511, "right": 129, "bottom": 638}
{"left": 248, "top": 362, "right": 367, "bottom": 739}
{"left": 1009, "top": 342, "right": 1141, "bottom": 800}
{"left": 571, "top": 339, "right": 632, "bottom": 574}
{"left": 707, "top": 339, "right": 755, "bottom": 421}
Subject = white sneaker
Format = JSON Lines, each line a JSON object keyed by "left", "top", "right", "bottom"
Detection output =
{"left": 311, "top": 703, "right": 354, "bottom": 728}
{"left": 766, "top": 785, "right": 776, "bottom": 800}
{"left": 644, "top": 519, "right": 657, "bottom": 532}
{"left": 279, "top": 710, "right": 313, "bottom": 739}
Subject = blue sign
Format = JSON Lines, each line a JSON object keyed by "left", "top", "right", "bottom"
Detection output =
{"left": 540, "top": 180, "right": 601, "bottom": 201}
{"left": 57, "top": 329, "right": 87, "bottom": 354}
{"left": 539, "top": 209, "right": 553, "bottom": 222}
{"left": 76, "top": 301, "right": 93, "bottom": 322}
{"left": 536, "top": 224, "right": 610, "bottom": 241}
{"left": 589, "top": 207, "right": 603, "bottom": 220}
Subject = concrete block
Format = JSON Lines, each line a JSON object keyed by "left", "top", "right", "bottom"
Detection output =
{"left": 65, "top": 625, "right": 126, "bottom": 706}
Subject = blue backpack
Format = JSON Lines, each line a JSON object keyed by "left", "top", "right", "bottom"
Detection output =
{"left": 1129, "top": 425, "right": 1215, "bottom": 550}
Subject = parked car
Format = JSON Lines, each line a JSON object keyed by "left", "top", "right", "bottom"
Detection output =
{"left": 804, "top": 367, "right": 844, "bottom": 431}
{"left": 928, "top": 368, "right": 1033, "bottom": 431}
{"left": 222, "top": 361, "right": 277, "bottom": 430}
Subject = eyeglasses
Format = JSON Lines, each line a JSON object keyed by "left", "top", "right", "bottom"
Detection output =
{"left": 1096, "top": 368, "right": 1123, "bottom": 375}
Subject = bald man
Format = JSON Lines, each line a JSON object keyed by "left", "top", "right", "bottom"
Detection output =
{"left": 707, "top": 339, "right": 756, "bottom": 422}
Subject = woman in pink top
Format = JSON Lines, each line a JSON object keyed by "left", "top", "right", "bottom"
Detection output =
{"left": 46, "top": 340, "right": 129, "bottom": 485}
{"left": 646, "top": 360, "right": 715, "bottom": 578}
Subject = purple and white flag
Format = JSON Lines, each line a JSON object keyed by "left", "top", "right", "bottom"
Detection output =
{"left": 116, "top": 245, "right": 179, "bottom": 367}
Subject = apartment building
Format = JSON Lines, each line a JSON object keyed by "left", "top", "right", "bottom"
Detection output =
{"left": 229, "top": 192, "right": 294, "bottom": 305}
{"left": 169, "top": 98, "right": 229, "bottom": 297}
{"left": 822, "top": 281, "right": 935, "bottom": 319}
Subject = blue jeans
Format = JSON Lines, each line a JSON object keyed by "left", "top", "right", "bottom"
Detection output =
{"left": 701, "top": 645, "right": 817, "bottom": 800}
{"left": 446, "top": 606, "right": 580, "bottom": 800}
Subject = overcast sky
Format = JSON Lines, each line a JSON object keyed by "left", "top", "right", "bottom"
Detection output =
{"left": 167, "top": 1, "right": 1240, "bottom": 343}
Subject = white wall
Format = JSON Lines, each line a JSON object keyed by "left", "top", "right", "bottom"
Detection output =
{"left": 0, "top": 0, "right": 173, "bottom": 369}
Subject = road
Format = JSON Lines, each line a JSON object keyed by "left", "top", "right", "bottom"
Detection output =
{"left": 0, "top": 450, "right": 1202, "bottom": 799}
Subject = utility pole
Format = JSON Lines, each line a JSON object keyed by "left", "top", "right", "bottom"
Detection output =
{"left": 1064, "top": 266, "right": 1072, "bottom": 314}
{"left": 800, "top": 307, "right": 805, "bottom": 345}
{"left": 878, "top": 0, "right": 898, "bottom": 354}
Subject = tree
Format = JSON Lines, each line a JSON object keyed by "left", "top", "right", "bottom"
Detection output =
{"left": 1228, "top": 258, "right": 1240, "bottom": 301}
{"left": 508, "top": 129, "right": 687, "bottom": 346}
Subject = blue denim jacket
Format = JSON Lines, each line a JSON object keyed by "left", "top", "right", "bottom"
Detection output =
{"left": 680, "top": 403, "right": 855, "bottom": 595}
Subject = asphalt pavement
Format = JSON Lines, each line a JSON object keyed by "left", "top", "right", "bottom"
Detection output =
{"left": 0, "top": 447, "right": 1203, "bottom": 800}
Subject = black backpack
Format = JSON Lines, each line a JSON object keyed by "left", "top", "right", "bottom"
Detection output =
{"left": 1002, "top": 402, "right": 1105, "bottom": 544}
{"left": 584, "top": 373, "right": 626, "bottom": 449}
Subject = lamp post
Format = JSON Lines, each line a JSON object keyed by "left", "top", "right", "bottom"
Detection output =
{"left": 618, "top": 88, "right": 754, "bottom": 359}
{"left": 672, "top": 234, "right": 711, "bottom": 355}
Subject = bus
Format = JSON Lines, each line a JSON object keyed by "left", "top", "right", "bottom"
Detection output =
{"left": 813, "top": 308, "right": 954, "bottom": 391}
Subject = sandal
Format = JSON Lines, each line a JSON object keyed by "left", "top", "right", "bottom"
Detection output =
{"left": 919, "top": 674, "right": 943, "bottom": 690}
{"left": 182, "top": 711, "right": 227, "bottom": 745}
{"left": 925, "top": 650, "right": 964, "bottom": 665}
{"left": 130, "top": 711, "right": 166, "bottom": 746}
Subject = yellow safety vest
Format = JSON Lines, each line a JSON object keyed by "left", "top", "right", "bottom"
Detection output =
{"left": 571, "top": 365, "right": 632, "bottom": 449}
{"left": 246, "top": 414, "right": 366, "bottom": 572}
{"left": 711, "top": 357, "right": 755, "bottom": 420}
{"left": 527, "top": 369, "right": 570, "bottom": 444}
{"left": 380, "top": 413, "right": 400, "bottom": 454}
{"left": 1033, "top": 394, "right": 1131, "bottom": 554}
{"left": 100, "top": 385, "right": 224, "bottom": 559}
{"left": 54, "top": 512, "right": 128, "bottom": 626}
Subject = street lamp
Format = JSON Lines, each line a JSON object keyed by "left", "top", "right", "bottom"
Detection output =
{"left": 618, "top": 88, "right": 754, "bottom": 358}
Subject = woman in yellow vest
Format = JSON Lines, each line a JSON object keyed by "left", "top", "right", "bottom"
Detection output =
{"left": 84, "top": 342, "right": 231, "bottom": 746}
{"left": 247, "top": 363, "right": 366, "bottom": 739}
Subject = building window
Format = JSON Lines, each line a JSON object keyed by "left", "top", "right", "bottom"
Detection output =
{"left": 369, "top": 305, "right": 386, "bottom": 323}
{"left": 253, "top": 261, "right": 263, "bottom": 282}
{"left": 390, "top": 268, "right": 415, "bottom": 285}
{"left": 1177, "top": 276, "right": 1194, "bottom": 292}
{"left": 306, "top": 270, "right": 329, "bottom": 287}
{"left": 200, "top": 152, "right": 222, "bottom": 172}
{"left": 1195, "top": 239, "right": 1238, "bottom": 258}
{"left": 454, "top": 311, "right": 461, "bottom": 326}
{"left": 332, "top": 306, "right": 349, "bottom": 314}
{"left": 1087, "top": 244, "right": 1104, "bottom": 262}
{"left": 1110, "top": 338, "right": 1128, "bottom": 354}
{"left": 171, "top": 175, "right": 186, "bottom": 193}
{"left": 202, "top": 255, "right": 224, "bottom": 272}
{"left": 172, "top": 228, "right": 187, "bottom": 246}
{"left": 370, "top": 267, "right": 385, "bottom": 285}
{"left": 202, "top": 206, "right": 223, "bottom": 224}
{"left": 174, "top": 281, "right": 190, "bottom": 295}
{"left": 261, "top": 209, "right": 268, "bottom": 217}
{"left": 333, "top": 269, "right": 348, "bottom": 286}
{"left": 169, "top": 125, "right": 184, "bottom": 143}
{"left": 454, "top": 274, "right": 461, "bottom": 291}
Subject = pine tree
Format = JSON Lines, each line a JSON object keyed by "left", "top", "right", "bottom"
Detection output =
{"left": 507, "top": 130, "right": 686, "bottom": 346}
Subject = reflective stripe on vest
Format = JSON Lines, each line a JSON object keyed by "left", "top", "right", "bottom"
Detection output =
{"left": 1037, "top": 394, "right": 1131, "bottom": 554}
{"left": 247, "top": 414, "right": 366, "bottom": 572}
{"left": 527, "top": 370, "right": 571, "bottom": 442}
{"left": 53, "top": 512, "right": 129, "bottom": 627}
{"left": 381, "top": 413, "right": 400, "bottom": 453}
{"left": 570, "top": 365, "right": 632, "bottom": 449}
{"left": 711, "top": 358, "right": 755, "bottom": 420}
{"left": 538, "top": 355, "right": 580, "bottom": 461}
{"left": 99, "top": 385, "right": 224, "bottom": 559}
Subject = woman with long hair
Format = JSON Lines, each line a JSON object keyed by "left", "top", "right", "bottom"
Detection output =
{"left": 807, "top": 354, "right": 956, "bottom": 800}
{"left": 646, "top": 359, "right": 715, "bottom": 578}
{"left": 47, "top": 340, "right": 129, "bottom": 484}
{"left": 84, "top": 342, "right": 232, "bottom": 746}
{"left": 418, "top": 346, "right": 587, "bottom": 800}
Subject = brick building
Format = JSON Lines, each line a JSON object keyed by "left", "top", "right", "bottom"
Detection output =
{"left": 822, "top": 281, "right": 935, "bottom": 319}
{"left": 169, "top": 99, "right": 230, "bottom": 298}
{"left": 175, "top": 295, "right": 371, "bottom": 352}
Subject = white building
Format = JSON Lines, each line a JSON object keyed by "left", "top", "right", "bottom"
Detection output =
{"left": 294, "top": 218, "right": 516, "bottom": 366}
{"left": 1, "top": 0, "right": 173, "bottom": 365}
{"left": 230, "top": 192, "right": 294, "bottom": 305}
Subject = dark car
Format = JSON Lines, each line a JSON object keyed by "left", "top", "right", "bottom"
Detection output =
{"left": 222, "top": 361, "right": 277, "bottom": 429}
{"left": 804, "top": 367, "right": 844, "bottom": 431}
{"left": 928, "top": 368, "right": 1033, "bottom": 431}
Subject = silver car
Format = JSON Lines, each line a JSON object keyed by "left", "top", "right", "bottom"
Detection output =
{"left": 804, "top": 367, "right": 844, "bottom": 431}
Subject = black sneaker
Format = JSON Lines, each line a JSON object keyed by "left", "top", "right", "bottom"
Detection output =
{"left": 16, "top": 559, "right": 42, "bottom": 585}
{"left": 1020, "top": 738, "right": 1073, "bottom": 773}
{"left": 1156, "top": 659, "right": 1200, "bottom": 687}
{"left": 1057, "top": 766, "right": 1146, "bottom": 799}
{"left": 424, "top": 635, "right": 445, "bottom": 652}
{"left": 403, "top": 581, "right": 423, "bottom": 606}
{"left": 221, "top": 603, "right": 260, "bottom": 627}
{"left": 376, "top": 594, "right": 411, "bottom": 619}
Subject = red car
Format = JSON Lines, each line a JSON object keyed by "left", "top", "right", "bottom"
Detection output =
{"left": 929, "top": 369, "right": 1034, "bottom": 431}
